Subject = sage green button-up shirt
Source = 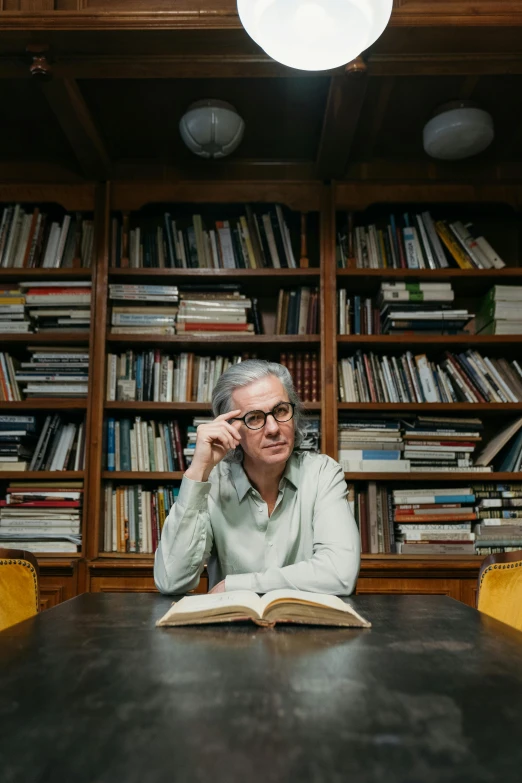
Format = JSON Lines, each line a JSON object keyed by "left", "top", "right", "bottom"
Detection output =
{"left": 154, "top": 451, "right": 361, "bottom": 595}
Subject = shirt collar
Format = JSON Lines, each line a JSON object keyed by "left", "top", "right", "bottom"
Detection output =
{"left": 230, "top": 452, "right": 301, "bottom": 502}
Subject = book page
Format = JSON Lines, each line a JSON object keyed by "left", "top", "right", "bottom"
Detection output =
{"left": 158, "top": 590, "right": 262, "bottom": 623}
{"left": 259, "top": 589, "right": 352, "bottom": 615}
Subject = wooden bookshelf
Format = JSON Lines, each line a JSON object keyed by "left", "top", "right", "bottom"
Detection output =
{"left": 2, "top": 180, "right": 521, "bottom": 606}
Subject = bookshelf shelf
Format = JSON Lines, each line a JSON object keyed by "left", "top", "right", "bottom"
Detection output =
{"left": 101, "top": 471, "right": 185, "bottom": 480}
{"left": 337, "top": 268, "right": 522, "bottom": 280}
{"left": 108, "top": 268, "right": 320, "bottom": 280}
{"left": 107, "top": 334, "right": 321, "bottom": 347}
{"left": 337, "top": 335, "right": 522, "bottom": 347}
{"left": 0, "top": 471, "right": 84, "bottom": 480}
{"left": 0, "top": 333, "right": 90, "bottom": 344}
{"left": 105, "top": 401, "right": 322, "bottom": 412}
{"left": 0, "top": 269, "right": 92, "bottom": 281}
{"left": 344, "top": 472, "right": 522, "bottom": 482}
{"left": 338, "top": 402, "right": 522, "bottom": 413}
{"left": 0, "top": 400, "right": 88, "bottom": 411}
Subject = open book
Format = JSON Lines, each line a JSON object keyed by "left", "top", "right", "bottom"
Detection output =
{"left": 156, "top": 589, "right": 371, "bottom": 628}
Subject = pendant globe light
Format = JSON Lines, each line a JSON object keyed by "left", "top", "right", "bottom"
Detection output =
{"left": 237, "top": 0, "right": 393, "bottom": 72}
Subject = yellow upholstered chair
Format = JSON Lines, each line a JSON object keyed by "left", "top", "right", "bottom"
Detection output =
{"left": 477, "top": 551, "right": 522, "bottom": 633}
{"left": 0, "top": 548, "right": 40, "bottom": 632}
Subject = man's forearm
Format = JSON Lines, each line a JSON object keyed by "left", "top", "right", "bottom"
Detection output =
{"left": 153, "top": 476, "right": 212, "bottom": 594}
{"left": 224, "top": 546, "right": 360, "bottom": 596}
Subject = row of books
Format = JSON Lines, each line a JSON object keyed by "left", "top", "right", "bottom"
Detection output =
{"left": 0, "top": 281, "right": 92, "bottom": 333}
{"left": 106, "top": 349, "right": 320, "bottom": 404}
{"left": 338, "top": 416, "right": 486, "bottom": 474}
{"left": 0, "top": 481, "right": 83, "bottom": 553}
{"left": 0, "top": 414, "right": 86, "bottom": 472}
{"left": 354, "top": 483, "right": 522, "bottom": 555}
{"left": 111, "top": 205, "right": 299, "bottom": 269}
{"left": 103, "top": 483, "right": 178, "bottom": 553}
{"left": 1, "top": 348, "right": 90, "bottom": 400}
{"left": 338, "top": 282, "right": 473, "bottom": 336}
{"left": 337, "top": 211, "right": 505, "bottom": 270}
{"left": 338, "top": 350, "right": 522, "bottom": 404}
{"left": 106, "top": 417, "right": 186, "bottom": 472}
{"left": 475, "top": 285, "right": 522, "bottom": 335}
{"left": 0, "top": 206, "right": 94, "bottom": 269}
{"left": 280, "top": 352, "right": 320, "bottom": 402}
{"left": 275, "top": 287, "right": 319, "bottom": 335}
{"left": 107, "top": 351, "right": 250, "bottom": 403}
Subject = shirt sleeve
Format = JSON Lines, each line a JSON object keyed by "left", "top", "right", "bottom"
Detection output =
{"left": 225, "top": 458, "right": 360, "bottom": 596}
{"left": 154, "top": 475, "right": 214, "bottom": 594}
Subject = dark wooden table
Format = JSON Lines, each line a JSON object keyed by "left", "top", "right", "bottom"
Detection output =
{"left": 1, "top": 594, "right": 522, "bottom": 783}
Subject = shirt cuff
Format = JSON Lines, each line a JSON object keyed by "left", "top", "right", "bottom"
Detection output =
{"left": 225, "top": 572, "right": 254, "bottom": 592}
{"left": 176, "top": 475, "right": 211, "bottom": 510}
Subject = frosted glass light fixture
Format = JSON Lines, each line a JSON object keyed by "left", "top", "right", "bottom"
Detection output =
{"left": 423, "top": 102, "right": 495, "bottom": 161}
{"left": 237, "top": 0, "right": 393, "bottom": 72}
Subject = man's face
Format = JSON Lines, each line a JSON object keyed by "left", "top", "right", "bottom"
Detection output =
{"left": 231, "top": 375, "right": 295, "bottom": 468}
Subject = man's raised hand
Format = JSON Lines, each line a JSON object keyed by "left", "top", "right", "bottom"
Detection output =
{"left": 184, "top": 409, "right": 242, "bottom": 482}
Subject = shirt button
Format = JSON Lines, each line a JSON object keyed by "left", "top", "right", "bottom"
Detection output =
{"left": 268, "top": 542, "right": 273, "bottom": 547}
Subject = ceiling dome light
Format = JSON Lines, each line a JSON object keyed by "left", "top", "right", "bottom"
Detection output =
{"left": 237, "top": 0, "right": 393, "bottom": 72}
{"left": 423, "top": 102, "right": 495, "bottom": 161}
{"left": 179, "top": 100, "right": 245, "bottom": 159}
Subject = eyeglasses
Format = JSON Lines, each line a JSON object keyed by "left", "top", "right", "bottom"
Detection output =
{"left": 231, "top": 402, "right": 295, "bottom": 431}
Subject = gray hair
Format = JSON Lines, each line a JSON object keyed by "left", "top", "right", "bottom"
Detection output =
{"left": 211, "top": 359, "right": 305, "bottom": 462}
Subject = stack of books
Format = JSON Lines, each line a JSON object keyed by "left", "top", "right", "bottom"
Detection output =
{"left": 402, "top": 416, "right": 485, "bottom": 472}
{"left": 103, "top": 483, "right": 179, "bottom": 553}
{"left": 0, "top": 480, "right": 83, "bottom": 553}
{"left": 21, "top": 281, "right": 92, "bottom": 333}
{"left": 109, "top": 283, "right": 179, "bottom": 335}
{"left": 0, "top": 415, "right": 36, "bottom": 471}
{"left": 0, "top": 353, "right": 21, "bottom": 401}
{"left": 17, "top": 347, "right": 89, "bottom": 399}
{"left": 0, "top": 285, "right": 30, "bottom": 333}
{"left": 0, "top": 205, "right": 94, "bottom": 269}
{"left": 338, "top": 419, "right": 405, "bottom": 473}
{"left": 472, "top": 482, "right": 522, "bottom": 555}
{"left": 392, "top": 486, "right": 477, "bottom": 555}
{"left": 475, "top": 286, "right": 522, "bottom": 335}
{"left": 111, "top": 205, "right": 298, "bottom": 269}
{"left": 338, "top": 416, "right": 488, "bottom": 474}
{"left": 280, "top": 351, "right": 320, "bottom": 402}
{"left": 106, "top": 351, "right": 251, "bottom": 403}
{"left": 338, "top": 211, "right": 505, "bottom": 270}
{"left": 338, "top": 350, "right": 522, "bottom": 403}
{"left": 275, "top": 287, "right": 319, "bottom": 335}
{"left": 28, "top": 415, "right": 86, "bottom": 471}
{"left": 177, "top": 288, "right": 258, "bottom": 336}
{"left": 379, "top": 282, "right": 473, "bottom": 335}
{"left": 106, "top": 417, "right": 185, "bottom": 472}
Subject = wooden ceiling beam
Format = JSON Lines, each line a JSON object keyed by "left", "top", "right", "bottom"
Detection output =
{"left": 315, "top": 60, "right": 369, "bottom": 181}
{"left": 41, "top": 77, "right": 110, "bottom": 180}
{"left": 1, "top": 53, "right": 522, "bottom": 80}
{"left": 367, "top": 53, "right": 522, "bottom": 76}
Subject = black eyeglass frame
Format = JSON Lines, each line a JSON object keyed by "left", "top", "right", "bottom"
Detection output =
{"left": 230, "top": 401, "right": 296, "bottom": 431}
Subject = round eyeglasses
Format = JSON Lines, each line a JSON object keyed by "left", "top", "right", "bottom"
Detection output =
{"left": 231, "top": 402, "right": 296, "bottom": 431}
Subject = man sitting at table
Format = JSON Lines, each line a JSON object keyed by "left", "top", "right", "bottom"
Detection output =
{"left": 154, "top": 360, "right": 360, "bottom": 596}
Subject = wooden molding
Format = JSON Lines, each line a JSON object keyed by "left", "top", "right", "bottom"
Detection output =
{"left": 1, "top": 3, "right": 522, "bottom": 29}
